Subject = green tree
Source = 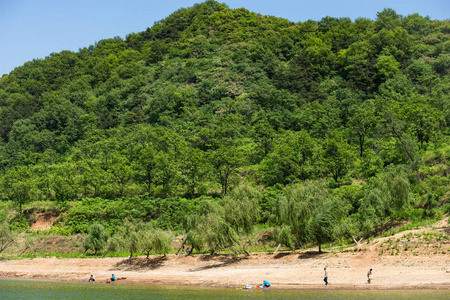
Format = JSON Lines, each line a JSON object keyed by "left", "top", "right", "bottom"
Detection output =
{"left": 83, "top": 223, "right": 109, "bottom": 255}
{"left": 376, "top": 54, "right": 400, "bottom": 81}
{"left": 2, "top": 167, "right": 35, "bottom": 214}
{"left": 134, "top": 143, "right": 157, "bottom": 195}
{"left": 51, "top": 162, "right": 79, "bottom": 203}
{"left": 179, "top": 147, "right": 206, "bottom": 198}
{"left": 348, "top": 100, "right": 379, "bottom": 157}
{"left": 307, "top": 198, "right": 347, "bottom": 252}
{"left": 357, "top": 166, "right": 410, "bottom": 235}
{"left": 108, "top": 152, "right": 134, "bottom": 197}
{"left": 222, "top": 184, "right": 260, "bottom": 234}
{"left": 0, "top": 222, "right": 15, "bottom": 253}
{"left": 277, "top": 181, "right": 328, "bottom": 247}
{"left": 141, "top": 225, "right": 172, "bottom": 258}
{"left": 154, "top": 151, "right": 178, "bottom": 199}
{"left": 185, "top": 199, "right": 237, "bottom": 254}
{"left": 401, "top": 95, "right": 443, "bottom": 148}
{"left": 337, "top": 40, "right": 376, "bottom": 92}
{"left": 115, "top": 219, "right": 142, "bottom": 259}
{"left": 209, "top": 145, "right": 245, "bottom": 195}
{"left": 272, "top": 225, "right": 295, "bottom": 251}
{"left": 261, "top": 130, "right": 318, "bottom": 185}
{"left": 375, "top": 8, "right": 401, "bottom": 31}
{"left": 78, "top": 159, "right": 109, "bottom": 198}
{"left": 323, "top": 131, "right": 356, "bottom": 182}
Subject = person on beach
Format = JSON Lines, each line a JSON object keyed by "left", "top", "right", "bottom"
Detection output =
{"left": 324, "top": 268, "right": 328, "bottom": 286}
{"left": 89, "top": 274, "right": 95, "bottom": 282}
{"left": 111, "top": 274, "right": 116, "bottom": 282}
{"left": 367, "top": 268, "right": 373, "bottom": 284}
{"left": 259, "top": 280, "right": 271, "bottom": 288}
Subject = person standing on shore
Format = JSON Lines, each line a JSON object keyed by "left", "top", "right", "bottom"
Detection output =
{"left": 367, "top": 268, "right": 373, "bottom": 284}
{"left": 324, "top": 267, "right": 328, "bottom": 286}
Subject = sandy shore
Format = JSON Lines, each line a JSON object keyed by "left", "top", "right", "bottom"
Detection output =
{"left": 1, "top": 251, "right": 449, "bottom": 290}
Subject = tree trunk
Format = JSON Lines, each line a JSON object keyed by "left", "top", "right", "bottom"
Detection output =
{"left": 359, "top": 134, "right": 364, "bottom": 157}
{"left": 102, "top": 250, "right": 109, "bottom": 258}
{"left": 176, "top": 239, "right": 187, "bottom": 255}
{"left": 274, "top": 243, "right": 282, "bottom": 253}
{"left": 352, "top": 236, "right": 363, "bottom": 246}
{"left": 147, "top": 170, "right": 153, "bottom": 195}
{"left": 390, "top": 122, "right": 415, "bottom": 162}
{"left": 18, "top": 246, "right": 29, "bottom": 257}
{"left": 318, "top": 242, "right": 322, "bottom": 253}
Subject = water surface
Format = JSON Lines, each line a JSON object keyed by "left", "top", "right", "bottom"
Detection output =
{"left": 0, "top": 279, "right": 448, "bottom": 299}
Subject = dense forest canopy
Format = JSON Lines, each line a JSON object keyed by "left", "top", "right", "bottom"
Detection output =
{"left": 0, "top": 1, "right": 449, "bottom": 253}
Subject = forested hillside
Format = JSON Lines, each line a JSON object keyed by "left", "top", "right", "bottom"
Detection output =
{"left": 0, "top": 1, "right": 449, "bottom": 255}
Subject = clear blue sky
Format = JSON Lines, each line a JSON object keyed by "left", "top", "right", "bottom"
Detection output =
{"left": 1, "top": 0, "right": 448, "bottom": 76}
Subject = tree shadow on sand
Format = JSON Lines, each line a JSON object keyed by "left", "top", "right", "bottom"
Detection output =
{"left": 188, "top": 254, "right": 249, "bottom": 272}
{"left": 297, "top": 251, "right": 327, "bottom": 259}
{"left": 271, "top": 251, "right": 326, "bottom": 259}
{"left": 110, "top": 256, "right": 167, "bottom": 272}
{"left": 272, "top": 252, "right": 291, "bottom": 259}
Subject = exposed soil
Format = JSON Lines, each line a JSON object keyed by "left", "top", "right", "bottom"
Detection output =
{"left": 30, "top": 213, "right": 55, "bottom": 231}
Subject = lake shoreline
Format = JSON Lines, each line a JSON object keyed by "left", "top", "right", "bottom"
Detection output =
{"left": 1, "top": 251, "right": 449, "bottom": 290}
{"left": 0, "top": 278, "right": 449, "bottom": 291}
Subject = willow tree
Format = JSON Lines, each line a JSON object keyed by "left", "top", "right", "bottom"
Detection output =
{"left": 357, "top": 165, "right": 411, "bottom": 235}
{"left": 83, "top": 223, "right": 109, "bottom": 255}
{"left": 185, "top": 199, "right": 237, "bottom": 255}
{"left": 141, "top": 225, "right": 172, "bottom": 258}
{"left": 115, "top": 219, "right": 143, "bottom": 259}
{"left": 0, "top": 222, "right": 14, "bottom": 253}
{"left": 277, "top": 181, "right": 329, "bottom": 247}
{"left": 222, "top": 184, "right": 260, "bottom": 234}
{"left": 276, "top": 181, "right": 347, "bottom": 252}
{"left": 306, "top": 198, "right": 347, "bottom": 252}
{"left": 272, "top": 225, "right": 294, "bottom": 252}
{"left": 222, "top": 184, "right": 260, "bottom": 254}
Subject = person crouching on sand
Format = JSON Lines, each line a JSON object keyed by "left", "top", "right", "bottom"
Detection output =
{"left": 89, "top": 274, "right": 95, "bottom": 282}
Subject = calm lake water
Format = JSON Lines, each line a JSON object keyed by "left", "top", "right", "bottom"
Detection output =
{"left": 0, "top": 279, "right": 449, "bottom": 299}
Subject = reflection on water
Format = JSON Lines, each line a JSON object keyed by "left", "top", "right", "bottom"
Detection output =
{"left": 0, "top": 279, "right": 449, "bottom": 299}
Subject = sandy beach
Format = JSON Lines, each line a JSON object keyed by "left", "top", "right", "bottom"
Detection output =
{"left": 0, "top": 250, "right": 449, "bottom": 290}
{"left": 1, "top": 218, "right": 449, "bottom": 290}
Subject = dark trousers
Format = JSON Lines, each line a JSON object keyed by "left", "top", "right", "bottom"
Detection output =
{"left": 324, "top": 276, "right": 328, "bottom": 285}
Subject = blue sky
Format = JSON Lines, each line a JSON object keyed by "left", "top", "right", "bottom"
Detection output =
{"left": 1, "top": 0, "right": 448, "bottom": 76}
